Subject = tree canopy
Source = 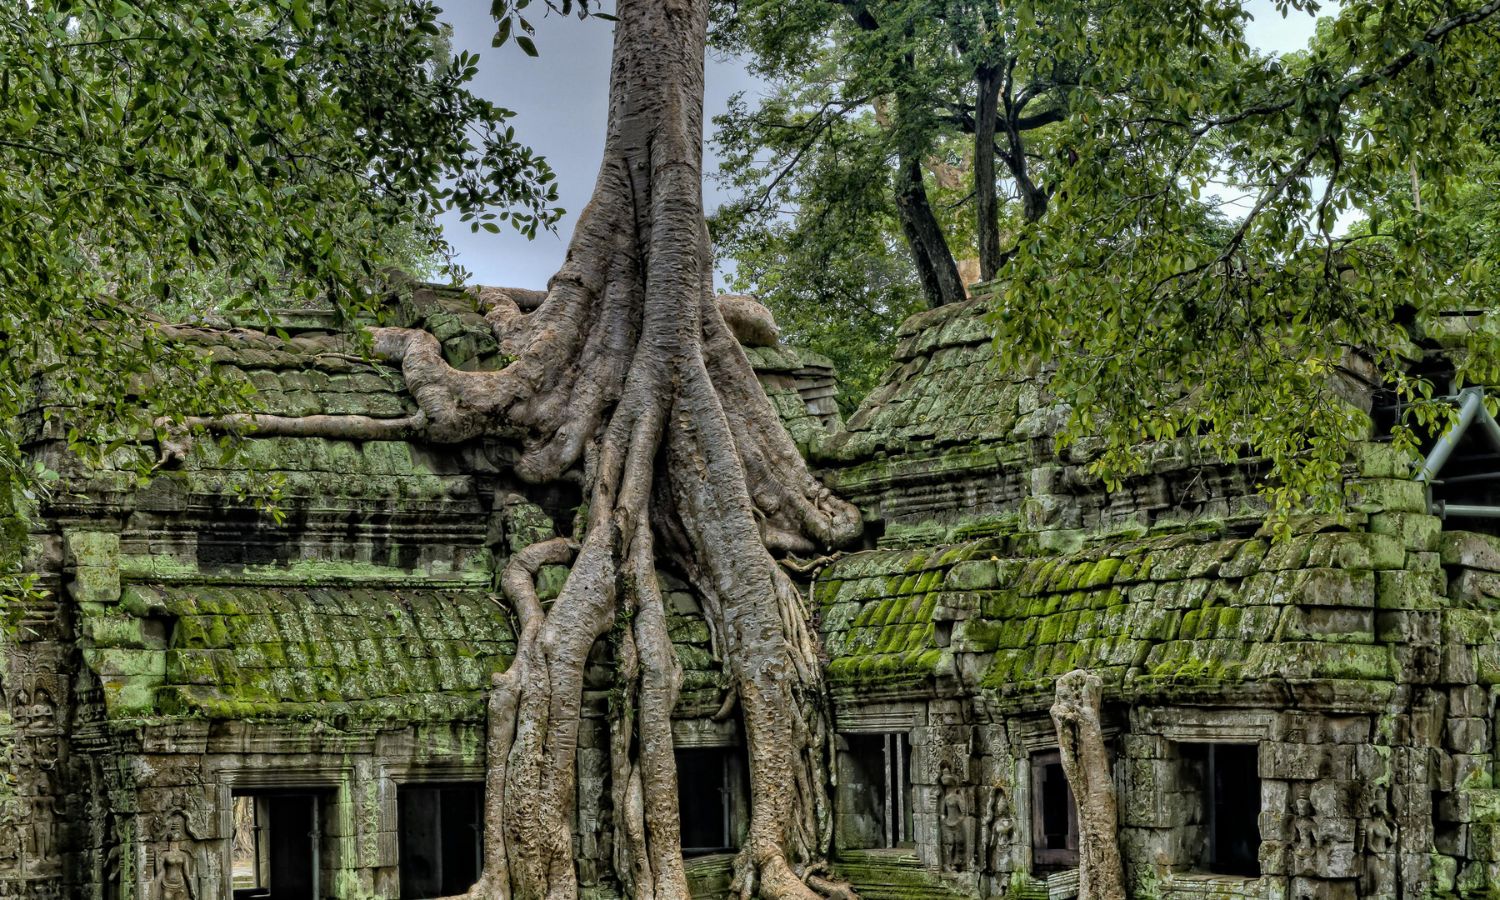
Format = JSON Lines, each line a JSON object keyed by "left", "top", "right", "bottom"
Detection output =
{"left": 716, "top": 0, "right": 1500, "bottom": 515}
{"left": 992, "top": 0, "right": 1500, "bottom": 514}
{"left": 0, "top": 0, "right": 562, "bottom": 603}
{"left": 710, "top": 0, "right": 1252, "bottom": 408}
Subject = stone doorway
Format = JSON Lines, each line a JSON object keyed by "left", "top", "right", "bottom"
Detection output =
{"left": 675, "top": 747, "right": 747, "bottom": 856}
{"left": 836, "top": 732, "right": 914, "bottom": 850}
{"left": 397, "top": 783, "right": 484, "bottom": 898}
{"left": 230, "top": 791, "right": 323, "bottom": 900}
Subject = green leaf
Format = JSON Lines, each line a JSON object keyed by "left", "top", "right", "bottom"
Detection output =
{"left": 291, "top": 0, "right": 313, "bottom": 32}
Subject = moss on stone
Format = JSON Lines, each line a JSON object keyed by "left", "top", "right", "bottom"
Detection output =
{"left": 80, "top": 583, "right": 517, "bottom": 723}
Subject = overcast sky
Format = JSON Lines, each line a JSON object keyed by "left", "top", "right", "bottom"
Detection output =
{"left": 434, "top": 0, "right": 1330, "bottom": 290}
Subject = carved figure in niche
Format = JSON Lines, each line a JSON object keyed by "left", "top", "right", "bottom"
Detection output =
{"left": 23, "top": 686, "right": 56, "bottom": 731}
{"left": 1291, "top": 796, "right": 1319, "bottom": 868}
{"left": 1359, "top": 796, "right": 1396, "bottom": 898}
{"left": 103, "top": 814, "right": 123, "bottom": 900}
{"left": 0, "top": 800, "right": 20, "bottom": 861}
{"left": 21, "top": 767, "right": 58, "bottom": 873}
{"left": 938, "top": 761, "right": 973, "bottom": 872}
{"left": 986, "top": 782, "right": 1015, "bottom": 872}
{"left": 155, "top": 814, "right": 196, "bottom": 900}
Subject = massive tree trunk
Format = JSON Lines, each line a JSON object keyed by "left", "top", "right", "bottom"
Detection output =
{"left": 1050, "top": 670, "right": 1126, "bottom": 900}
{"left": 176, "top": 1, "right": 862, "bottom": 897}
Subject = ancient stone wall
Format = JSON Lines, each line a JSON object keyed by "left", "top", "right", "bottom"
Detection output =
{"left": 6, "top": 283, "right": 1500, "bottom": 899}
{"left": 805, "top": 294, "right": 1500, "bottom": 898}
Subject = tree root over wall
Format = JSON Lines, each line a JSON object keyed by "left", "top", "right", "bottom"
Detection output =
{"left": 166, "top": 1, "right": 863, "bottom": 898}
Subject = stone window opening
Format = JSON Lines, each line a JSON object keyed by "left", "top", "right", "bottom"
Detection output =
{"left": 397, "top": 783, "right": 484, "bottom": 899}
{"left": 836, "top": 732, "right": 914, "bottom": 850}
{"left": 1030, "top": 749, "right": 1079, "bottom": 871}
{"left": 1179, "top": 743, "right": 1261, "bottom": 878}
{"left": 675, "top": 747, "right": 748, "bottom": 856}
{"left": 230, "top": 790, "right": 326, "bottom": 900}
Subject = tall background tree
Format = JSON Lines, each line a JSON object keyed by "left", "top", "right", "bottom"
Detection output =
{"left": 710, "top": 0, "right": 1250, "bottom": 408}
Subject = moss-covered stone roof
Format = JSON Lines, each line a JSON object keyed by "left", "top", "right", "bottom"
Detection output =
{"left": 820, "top": 299, "right": 1016, "bottom": 463}
{"left": 815, "top": 511, "right": 1439, "bottom": 705}
{"left": 815, "top": 547, "right": 951, "bottom": 690}
{"left": 965, "top": 527, "right": 1403, "bottom": 693}
{"left": 82, "top": 583, "right": 514, "bottom": 722}
{"left": 816, "top": 294, "right": 1263, "bottom": 537}
{"left": 31, "top": 284, "right": 847, "bottom": 731}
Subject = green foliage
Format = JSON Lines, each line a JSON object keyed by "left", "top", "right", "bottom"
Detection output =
{"left": 711, "top": 102, "right": 924, "bottom": 410}
{"left": 710, "top": 0, "right": 1241, "bottom": 406}
{"left": 708, "top": 5, "right": 973, "bottom": 408}
{"left": 0, "top": 0, "right": 563, "bottom": 500}
{"left": 0, "top": 471, "right": 45, "bottom": 635}
{"left": 991, "top": 0, "right": 1500, "bottom": 517}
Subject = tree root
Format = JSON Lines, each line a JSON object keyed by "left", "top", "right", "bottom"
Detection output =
{"left": 1052, "top": 670, "right": 1126, "bottom": 900}
{"left": 171, "top": 2, "right": 863, "bottom": 897}
{"left": 778, "top": 553, "right": 842, "bottom": 577}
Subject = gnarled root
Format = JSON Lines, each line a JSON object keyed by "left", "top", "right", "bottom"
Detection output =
{"left": 173, "top": 1, "right": 864, "bottom": 898}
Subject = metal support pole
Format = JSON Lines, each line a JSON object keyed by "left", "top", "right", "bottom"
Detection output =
{"left": 1417, "top": 388, "right": 1486, "bottom": 482}
{"left": 1433, "top": 501, "right": 1500, "bottom": 520}
{"left": 1476, "top": 403, "right": 1500, "bottom": 453}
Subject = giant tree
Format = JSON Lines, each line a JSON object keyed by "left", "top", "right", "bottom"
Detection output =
{"left": 171, "top": 0, "right": 865, "bottom": 897}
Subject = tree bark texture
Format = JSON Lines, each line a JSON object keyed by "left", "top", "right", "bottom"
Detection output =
{"left": 974, "top": 64, "right": 1003, "bottom": 282}
{"left": 176, "top": 1, "right": 862, "bottom": 897}
{"left": 894, "top": 152, "right": 966, "bottom": 308}
{"left": 1050, "top": 670, "right": 1126, "bottom": 900}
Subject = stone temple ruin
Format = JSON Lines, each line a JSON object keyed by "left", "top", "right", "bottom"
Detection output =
{"left": 6, "top": 282, "right": 1500, "bottom": 899}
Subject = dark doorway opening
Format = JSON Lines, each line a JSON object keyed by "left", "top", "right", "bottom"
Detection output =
{"left": 675, "top": 747, "right": 746, "bottom": 856}
{"left": 1030, "top": 750, "right": 1079, "bottom": 870}
{"left": 1181, "top": 743, "right": 1261, "bottom": 876}
{"left": 1206, "top": 744, "right": 1260, "bottom": 876}
{"left": 398, "top": 783, "right": 483, "bottom": 898}
{"left": 838, "top": 732, "right": 914, "bottom": 850}
{"left": 231, "top": 791, "right": 322, "bottom": 900}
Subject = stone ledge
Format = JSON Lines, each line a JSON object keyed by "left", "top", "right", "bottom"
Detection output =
{"left": 1158, "top": 872, "right": 1274, "bottom": 899}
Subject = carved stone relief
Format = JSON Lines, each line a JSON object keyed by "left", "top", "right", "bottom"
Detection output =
{"left": 938, "top": 761, "right": 974, "bottom": 872}
{"left": 984, "top": 782, "right": 1015, "bottom": 873}
{"left": 1359, "top": 794, "right": 1396, "bottom": 898}
{"left": 154, "top": 811, "right": 199, "bottom": 900}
